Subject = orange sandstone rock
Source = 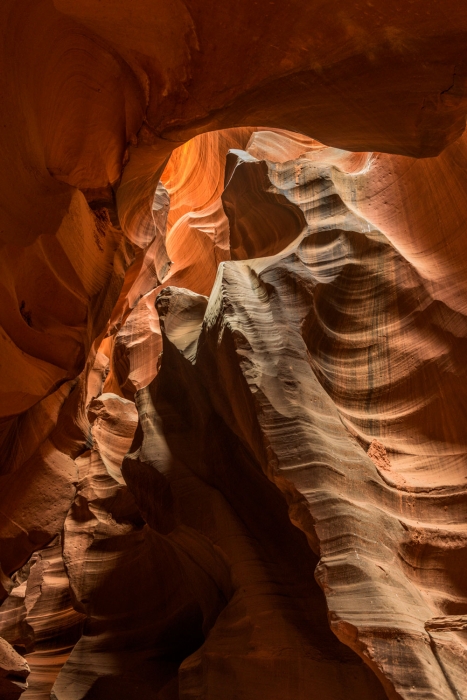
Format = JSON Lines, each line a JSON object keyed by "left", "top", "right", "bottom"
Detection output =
{"left": 2, "top": 1, "right": 467, "bottom": 694}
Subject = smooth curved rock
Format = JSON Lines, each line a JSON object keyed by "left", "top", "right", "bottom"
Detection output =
{"left": 222, "top": 151, "right": 307, "bottom": 259}
{"left": 52, "top": 447, "right": 231, "bottom": 700}
{"left": 2, "top": 0, "right": 467, "bottom": 420}
{"left": 0, "top": 442, "right": 77, "bottom": 581}
{"left": 2, "top": 11, "right": 467, "bottom": 689}
{"left": 0, "top": 538, "right": 85, "bottom": 700}
{"left": 123, "top": 287, "right": 389, "bottom": 700}
{"left": 102, "top": 130, "right": 252, "bottom": 398}
{"left": 88, "top": 393, "right": 138, "bottom": 483}
{"left": 114, "top": 132, "right": 467, "bottom": 698}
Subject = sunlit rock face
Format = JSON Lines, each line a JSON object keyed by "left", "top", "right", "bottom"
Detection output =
{"left": 1, "top": 126, "right": 466, "bottom": 699}
{"left": 2, "top": 0, "right": 467, "bottom": 429}
{"left": 2, "top": 2, "right": 467, "bottom": 696}
{"left": 121, "top": 131, "right": 467, "bottom": 700}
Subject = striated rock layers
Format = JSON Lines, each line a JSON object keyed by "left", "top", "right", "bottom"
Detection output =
{"left": 2, "top": 0, "right": 467, "bottom": 431}
{"left": 2, "top": 3, "right": 467, "bottom": 695}
{"left": 1, "top": 126, "right": 467, "bottom": 699}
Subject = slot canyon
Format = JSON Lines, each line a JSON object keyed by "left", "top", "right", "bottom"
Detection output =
{"left": 1, "top": 1, "right": 467, "bottom": 698}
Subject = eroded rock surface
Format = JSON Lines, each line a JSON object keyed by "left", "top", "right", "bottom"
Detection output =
{"left": 115, "top": 133, "right": 467, "bottom": 699}
{"left": 1, "top": 80, "right": 467, "bottom": 698}
{"left": 2, "top": 0, "right": 467, "bottom": 425}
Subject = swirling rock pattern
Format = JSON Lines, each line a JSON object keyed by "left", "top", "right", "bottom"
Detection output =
{"left": 2, "top": 0, "right": 467, "bottom": 424}
{"left": 102, "top": 129, "right": 253, "bottom": 398}
{"left": 222, "top": 150, "right": 307, "bottom": 259}
{"left": 1, "top": 539, "right": 85, "bottom": 700}
{"left": 115, "top": 134, "right": 467, "bottom": 699}
{"left": 88, "top": 393, "right": 138, "bottom": 483}
{"left": 2, "top": 123, "right": 467, "bottom": 697}
{"left": 2, "top": 10, "right": 467, "bottom": 689}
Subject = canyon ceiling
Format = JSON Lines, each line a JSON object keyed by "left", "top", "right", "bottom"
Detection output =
{"left": 1, "top": 1, "right": 467, "bottom": 698}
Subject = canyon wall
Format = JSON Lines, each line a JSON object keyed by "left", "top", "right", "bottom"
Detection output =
{"left": 1, "top": 1, "right": 467, "bottom": 698}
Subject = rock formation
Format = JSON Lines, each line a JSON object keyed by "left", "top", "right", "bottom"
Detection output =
{"left": 2, "top": 2, "right": 467, "bottom": 698}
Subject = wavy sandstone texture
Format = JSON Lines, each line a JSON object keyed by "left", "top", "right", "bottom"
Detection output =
{"left": 2, "top": 2, "right": 467, "bottom": 699}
